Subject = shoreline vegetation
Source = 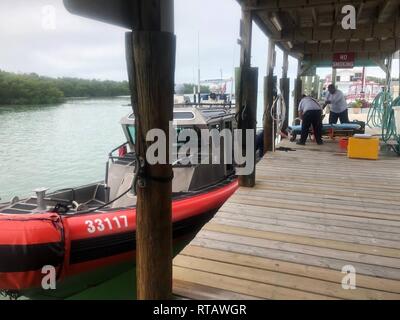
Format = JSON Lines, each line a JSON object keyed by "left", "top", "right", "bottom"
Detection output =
{"left": 0, "top": 70, "right": 211, "bottom": 106}
{"left": 0, "top": 70, "right": 130, "bottom": 105}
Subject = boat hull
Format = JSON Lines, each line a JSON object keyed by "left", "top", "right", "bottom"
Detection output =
{"left": 0, "top": 179, "right": 238, "bottom": 299}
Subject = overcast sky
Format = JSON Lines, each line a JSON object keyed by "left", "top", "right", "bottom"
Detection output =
{"left": 0, "top": 0, "right": 397, "bottom": 84}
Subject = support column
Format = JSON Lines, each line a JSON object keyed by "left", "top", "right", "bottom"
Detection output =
{"left": 386, "top": 55, "right": 393, "bottom": 92}
{"left": 332, "top": 67, "right": 337, "bottom": 86}
{"left": 306, "top": 76, "right": 313, "bottom": 95}
{"left": 293, "top": 59, "right": 303, "bottom": 123}
{"left": 264, "top": 39, "right": 276, "bottom": 153}
{"left": 280, "top": 51, "right": 290, "bottom": 133}
{"left": 236, "top": 8, "right": 258, "bottom": 187}
{"left": 126, "top": 0, "right": 175, "bottom": 300}
{"left": 398, "top": 51, "right": 400, "bottom": 97}
{"left": 361, "top": 66, "right": 366, "bottom": 94}
{"left": 373, "top": 57, "right": 393, "bottom": 93}
{"left": 235, "top": 67, "right": 258, "bottom": 187}
{"left": 312, "top": 75, "right": 320, "bottom": 99}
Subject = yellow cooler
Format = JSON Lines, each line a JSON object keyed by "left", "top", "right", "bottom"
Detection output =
{"left": 347, "top": 136, "right": 380, "bottom": 160}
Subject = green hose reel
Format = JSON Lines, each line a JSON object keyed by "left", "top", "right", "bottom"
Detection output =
{"left": 367, "top": 92, "right": 400, "bottom": 155}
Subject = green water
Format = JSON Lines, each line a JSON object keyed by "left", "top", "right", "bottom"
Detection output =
{"left": 0, "top": 97, "right": 131, "bottom": 202}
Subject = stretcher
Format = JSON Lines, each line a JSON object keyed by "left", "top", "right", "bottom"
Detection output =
{"left": 288, "top": 122, "right": 364, "bottom": 142}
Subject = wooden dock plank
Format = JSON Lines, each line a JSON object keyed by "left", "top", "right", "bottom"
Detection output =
{"left": 254, "top": 181, "right": 400, "bottom": 202}
{"left": 219, "top": 204, "right": 400, "bottom": 233}
{"left": 211, "top": 215, "right": 400, "bottom": 247}
{"left": 240, "top": 187, "right": 400, "bottom": 208}
{"left": 221, "top": 203, "right": 400, "bottom": 227}
{"left": 190, "top": 237, "right": 400, "bottom": 280}
{"left": 227, "top": 196, "right": 400, "bottom": 221}
{"left": 204, "top": 222, "right": 400, "bottom": 257}
{"left": 229, "top": 194, "right": 400, "bottom": 216}
{"left": 173, "top": 147, "right": 400, "bottom": 300}
{"left": 173, "top": 280, "right": 262, "bottom": 300}
{"left": 174, "top": 266, "right": 336, "bottom": 300}
{"left": 196, "top": 229, "right": 400, "bottom": 270}
{"left": 180, "top": 246, "right": 400, "bottom": 294}
{"left": 174, "top": 255, "right": 400, "bottom": 299}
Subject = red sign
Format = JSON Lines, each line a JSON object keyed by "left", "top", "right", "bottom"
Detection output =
{"left": 332, "top": 53, "right": 355, "bottom": 68}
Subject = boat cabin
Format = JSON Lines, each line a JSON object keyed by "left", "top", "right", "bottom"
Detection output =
{"left": 0, "top": 104, "right": 237, "bottom": 215}
{"left": 107, "top": 104, "right": 236, "bottom": 207}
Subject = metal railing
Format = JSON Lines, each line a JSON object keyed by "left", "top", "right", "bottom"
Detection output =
{"left": 174, "top": 102, "right": 234, "bottom": 110}
{"left": 108, "top": 141, "right": 130, "bottom": 163}
{"left": 105, "top": 141, "right": 135, "bottom": 187}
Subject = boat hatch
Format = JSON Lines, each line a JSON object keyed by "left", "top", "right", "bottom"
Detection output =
{"left": 173, "top": 111, "right": 195, "bottom": 120}
{"left": 127, "top": 111, "right": 195, "bottom": 120}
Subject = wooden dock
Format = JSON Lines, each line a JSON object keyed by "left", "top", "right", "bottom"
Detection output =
{"left": 172, "top": 141, "right": 400, "bottom": 300}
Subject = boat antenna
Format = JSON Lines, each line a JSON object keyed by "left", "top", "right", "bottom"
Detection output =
{"left": 198, "top": 31, "right": 201, "bottom": 103}
{"left": 220, "top": 68, "right": 223, "bottom": 96}
{"left": 232, "top": 40, "right": 237, "bottom": 102}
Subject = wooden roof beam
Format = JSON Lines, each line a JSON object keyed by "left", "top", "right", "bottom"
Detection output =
{"left": 251, "top": 13, "right": 302, "bottom": 59}
{"left": 63, "top": 0, "right": 174, "bottom": 31}
{"left": 276, "top": 22, "right": 399, "bottom": 41}
{"left": 287, "top": 9, "right": 299, "bottom": 26}
{"left": 292, "top": 39, "right": 400, "bottom": 54}
{"left": 311, "top": 7, "right": 318, "bottom": 26}
{"left": 378, "top": 0, "right": 394, "bottom": 22}
{"left": 357, "top": 2, "right": 365, "bottom": 20}
{"left": 242, "top": 0, "right": 375, "bottom": 11}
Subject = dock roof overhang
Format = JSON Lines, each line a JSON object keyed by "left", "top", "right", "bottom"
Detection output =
{"left": 237, "top": 0, "right": 400, "bottom": 67}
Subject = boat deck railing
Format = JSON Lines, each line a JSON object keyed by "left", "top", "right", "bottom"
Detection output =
{"left": 174, "top": 102, "right": 234, "bottom": 110}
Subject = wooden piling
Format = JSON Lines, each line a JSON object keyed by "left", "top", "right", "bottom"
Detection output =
{"left": 385, "top": 55, "right": 393, "bottom": 91}
{"left": 125, "top": 0, "right": 175, "bottom": 300}
{"left": 280, "top": 51, "right": 290, "bottom": 132}
{"left": 293, "top": 60, "right": 303, "bottom": 123}
{"left": 293, "top": 78, "right": 302, "bottom": 122}
{"left": 236, "top": 8, "right": 258, "bottom": 188}
{"left": 239, "top": 10, "right": 252, "bottom": 68}
{"left": 263, "top": 39, "right": 276, "bottom": 152}
{"left": 235, "top": 67, "right": 258, "bottom": 187}
{"left": 332, "top": 67, "right": 337, "bottom": 86}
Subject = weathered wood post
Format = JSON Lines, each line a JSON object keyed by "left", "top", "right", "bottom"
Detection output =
{"left": 313, "top": 74, "right": 320, "bottom": 99}
{"left": 385, "top": 55, "right": 393, "bottom": 92}
{"left": 263, "top": 39, "right": 276, "bottom": 152}
{"left": 293, "top": 59, "right": 303, "bottom": 123}
{"left": 236, "top": 8, "right": 258, "bottom": 187}
{"left": 280, "top": 51, "right": 290, "bottom": 133}
{"left": 332, "top": 67, "right": 337, "bottom": 86}
{"left": 126, "top": 0, "right": 175, "bottom": 300}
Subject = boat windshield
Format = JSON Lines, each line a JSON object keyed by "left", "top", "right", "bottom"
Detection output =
{"left": 127, "top": 125, "right": 136, "bottom": 144}
{"left": 126, "top": 125, "right": 200, "bottom": 150}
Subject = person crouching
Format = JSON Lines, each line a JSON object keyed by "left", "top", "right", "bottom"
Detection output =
{"left": 297, "top": 95, "right": 323, "bottom": 145}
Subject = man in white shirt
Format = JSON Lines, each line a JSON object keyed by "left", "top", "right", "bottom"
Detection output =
{"left": 297, "top": 95, "right": 323, "bottom": 145}
{"left": 323, "top": 84, "right": 349, "bottom": 124}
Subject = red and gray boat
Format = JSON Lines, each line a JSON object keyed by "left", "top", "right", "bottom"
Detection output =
{"left": 0, "top": 105, "right": 238, "bottom": 299}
